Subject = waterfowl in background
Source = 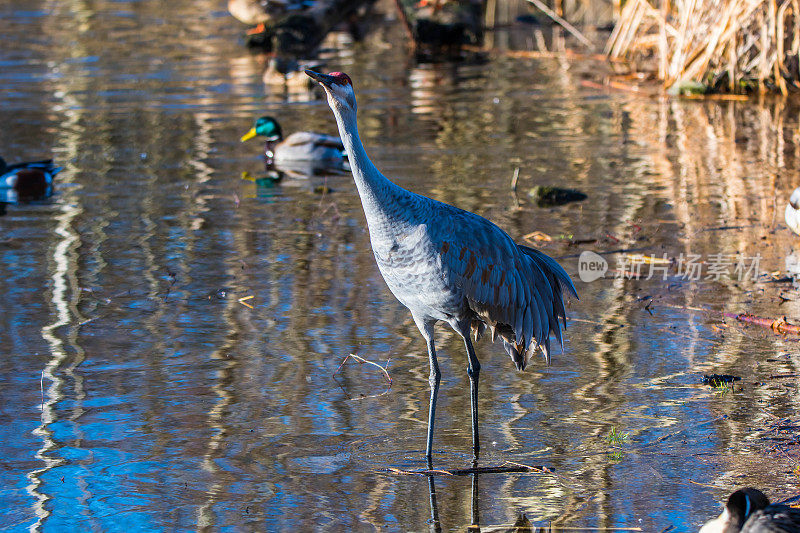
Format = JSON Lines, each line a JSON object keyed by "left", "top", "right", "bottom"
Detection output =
{"left": 240, "top": 116, "right": 347, "bottom": 169}
{"left": 228, "top": 0, "right": 315, "bottom": 34}
{"left": 0, "top": 156, "right": 62, "bottom": 202}
{"left": 786, "top": 187, "right": 800, "bottom": 235}
{"left": 700, "top": 488, "right": 800, "bottom": 533}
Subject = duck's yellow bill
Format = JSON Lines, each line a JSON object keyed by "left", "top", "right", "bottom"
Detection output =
{"left": 240, "top": 128, "right": 257, "bottom": 142}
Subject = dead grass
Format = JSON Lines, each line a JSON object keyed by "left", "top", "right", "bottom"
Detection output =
{"left": 606, "top": 0, "right": 800, "bottom": 94}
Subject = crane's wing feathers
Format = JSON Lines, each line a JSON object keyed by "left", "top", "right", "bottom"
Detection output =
{"left": 435, "top": 207, "right": 576, "bottom": 370}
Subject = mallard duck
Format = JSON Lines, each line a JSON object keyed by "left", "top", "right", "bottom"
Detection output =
{"left": 786, "top": 187, "right": 800, "bottom": 235}
{"left": 0, "top": 156, "right": 62, "bottom": 202}
{"left": 228, "top": 0, "right": 315, "bottom": 33}
{"left": 240, "top": 116, "right": 347, "bottom": 167}
{"left": 700, "top": 488, "right": 800, "bottom": 532}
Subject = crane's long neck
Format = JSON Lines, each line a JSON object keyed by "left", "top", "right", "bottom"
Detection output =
{"left": 331, "top": 104, "right": 403, "bottom": 225}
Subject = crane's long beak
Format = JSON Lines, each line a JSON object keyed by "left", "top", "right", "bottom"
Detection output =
{"left": 240, "top": 127, "right": 257, "bottom": 142}
{"left": 305, "top": 69, "right": 335, "bottom": 87}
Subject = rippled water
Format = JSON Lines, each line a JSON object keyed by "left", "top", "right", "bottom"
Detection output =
{"left": 3, "top": 1, "right": 800, "bottom": 531}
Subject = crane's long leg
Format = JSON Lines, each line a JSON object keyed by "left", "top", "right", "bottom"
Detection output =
{"left": 454, "top": 320, "right": 481, "bottom": 462}
{"left": 414, "top": 316, "right": 440, "bottom": 467}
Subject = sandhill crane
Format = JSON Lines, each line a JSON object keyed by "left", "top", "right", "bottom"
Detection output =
{"left": 305, "top": 70, "right": 577, "bottom": 465}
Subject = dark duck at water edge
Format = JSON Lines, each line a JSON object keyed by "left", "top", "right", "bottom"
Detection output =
{"left": 240, "top": 116, "right": 347, "bottom": 170}
{"left": 700, "top": 488, "right": 800, "bottom": 532}
{"left": 304, "top": 69, "right": 577, "bottom": 465}
{"left": 0, "top": 156, "right": 62, "bottom": 202}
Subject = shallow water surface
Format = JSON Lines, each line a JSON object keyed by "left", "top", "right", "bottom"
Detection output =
{"left": 2, "top": 1, "right": 800, "bottom": 531}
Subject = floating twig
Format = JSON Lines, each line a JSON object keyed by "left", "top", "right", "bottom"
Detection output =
{"left": 237, "top": 295, "right": 255, "bottom": 309}
{"left": 724, "top": 313, "right": 800, "bottom": 335}
{"left": 334, "top": 353, "right": 392, "bottom": 386}
{"left": 679, "top": 93, "right": 750, "bottom": 101}
{"left": 688, "top": 479, "right": 725, "bottom": 489}
{"left": 510, "top": 167, "right": 520, "bottom": 193}
{"left": 510, "top": 167, "right": 521, "bottom": 210}
{"left": 558, "top": 526, "right": 644, "bottom": 531}
{"left": 522, "top": 231, "right": 553, "bottom": 245}
{"left": 581, "top": 79, "right": 652, "bottom": 95}
{"left": 385, "top": 461, "right": 554, "bottom": 476}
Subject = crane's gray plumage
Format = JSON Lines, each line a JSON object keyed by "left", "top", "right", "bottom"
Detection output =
{"left": 306, "top": 69, "right": 577, "bottom": 464}
{"left": 701, "top": 488, "right": 800, "bottom": 533}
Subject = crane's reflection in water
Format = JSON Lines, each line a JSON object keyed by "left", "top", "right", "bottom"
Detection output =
{"left": 426, "top": 471, "right": 551, "bottom": 532}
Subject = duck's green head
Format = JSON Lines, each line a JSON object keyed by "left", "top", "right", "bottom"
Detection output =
{"left": 241, "top": 116, "right": 283, "bottom": 142}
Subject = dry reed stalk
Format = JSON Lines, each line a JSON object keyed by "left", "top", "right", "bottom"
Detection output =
{"left": 777, "top": 0, "right": 790, "bottom": 93}
{"left": 607, "top": 0, "right": 800, "bottom": 93}
{"left": 525, "top": 0, "right": 592, "bottom": 46}
{"left": 792, "top": 0, "right": 800, "bottom": 54}
{"left": 659, "top": 0, "right": 668, "bottom": 79}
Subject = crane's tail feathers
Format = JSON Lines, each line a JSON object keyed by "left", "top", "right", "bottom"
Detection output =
{"left": 519, "top": 245, "right": 576, "bottom": 366}
{"left": 520, "top": 245, "right": 577, "bottom": 332}
{"left": 501, "top": 335, "right": 551, "bottom": 370}
{"left": 501, "top": 338, "right": 527, "bottom": 371}
{"left": 539, "top": 338, "right": 551, "bottom": 365}
{"left": 520, "top": 245, "right": 579, "bottom": 300}
{"left": 467, "top": 245, "right": 576, "bottom": 371}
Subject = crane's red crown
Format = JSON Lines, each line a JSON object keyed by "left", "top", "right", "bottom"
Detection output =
{"left": 328, "top": 72, "right": 352, "bottom": 86}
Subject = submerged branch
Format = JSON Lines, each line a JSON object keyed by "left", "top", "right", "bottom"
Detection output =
{"left": 385, "top": 461, "right": 556, "bottom": 476}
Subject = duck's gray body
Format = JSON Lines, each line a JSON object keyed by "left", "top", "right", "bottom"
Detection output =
{"left": 306, "top": 70, "right": 576, "bottom": 464}
{"left": 273, "top": 131, "right": 345, "bottom": 164}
